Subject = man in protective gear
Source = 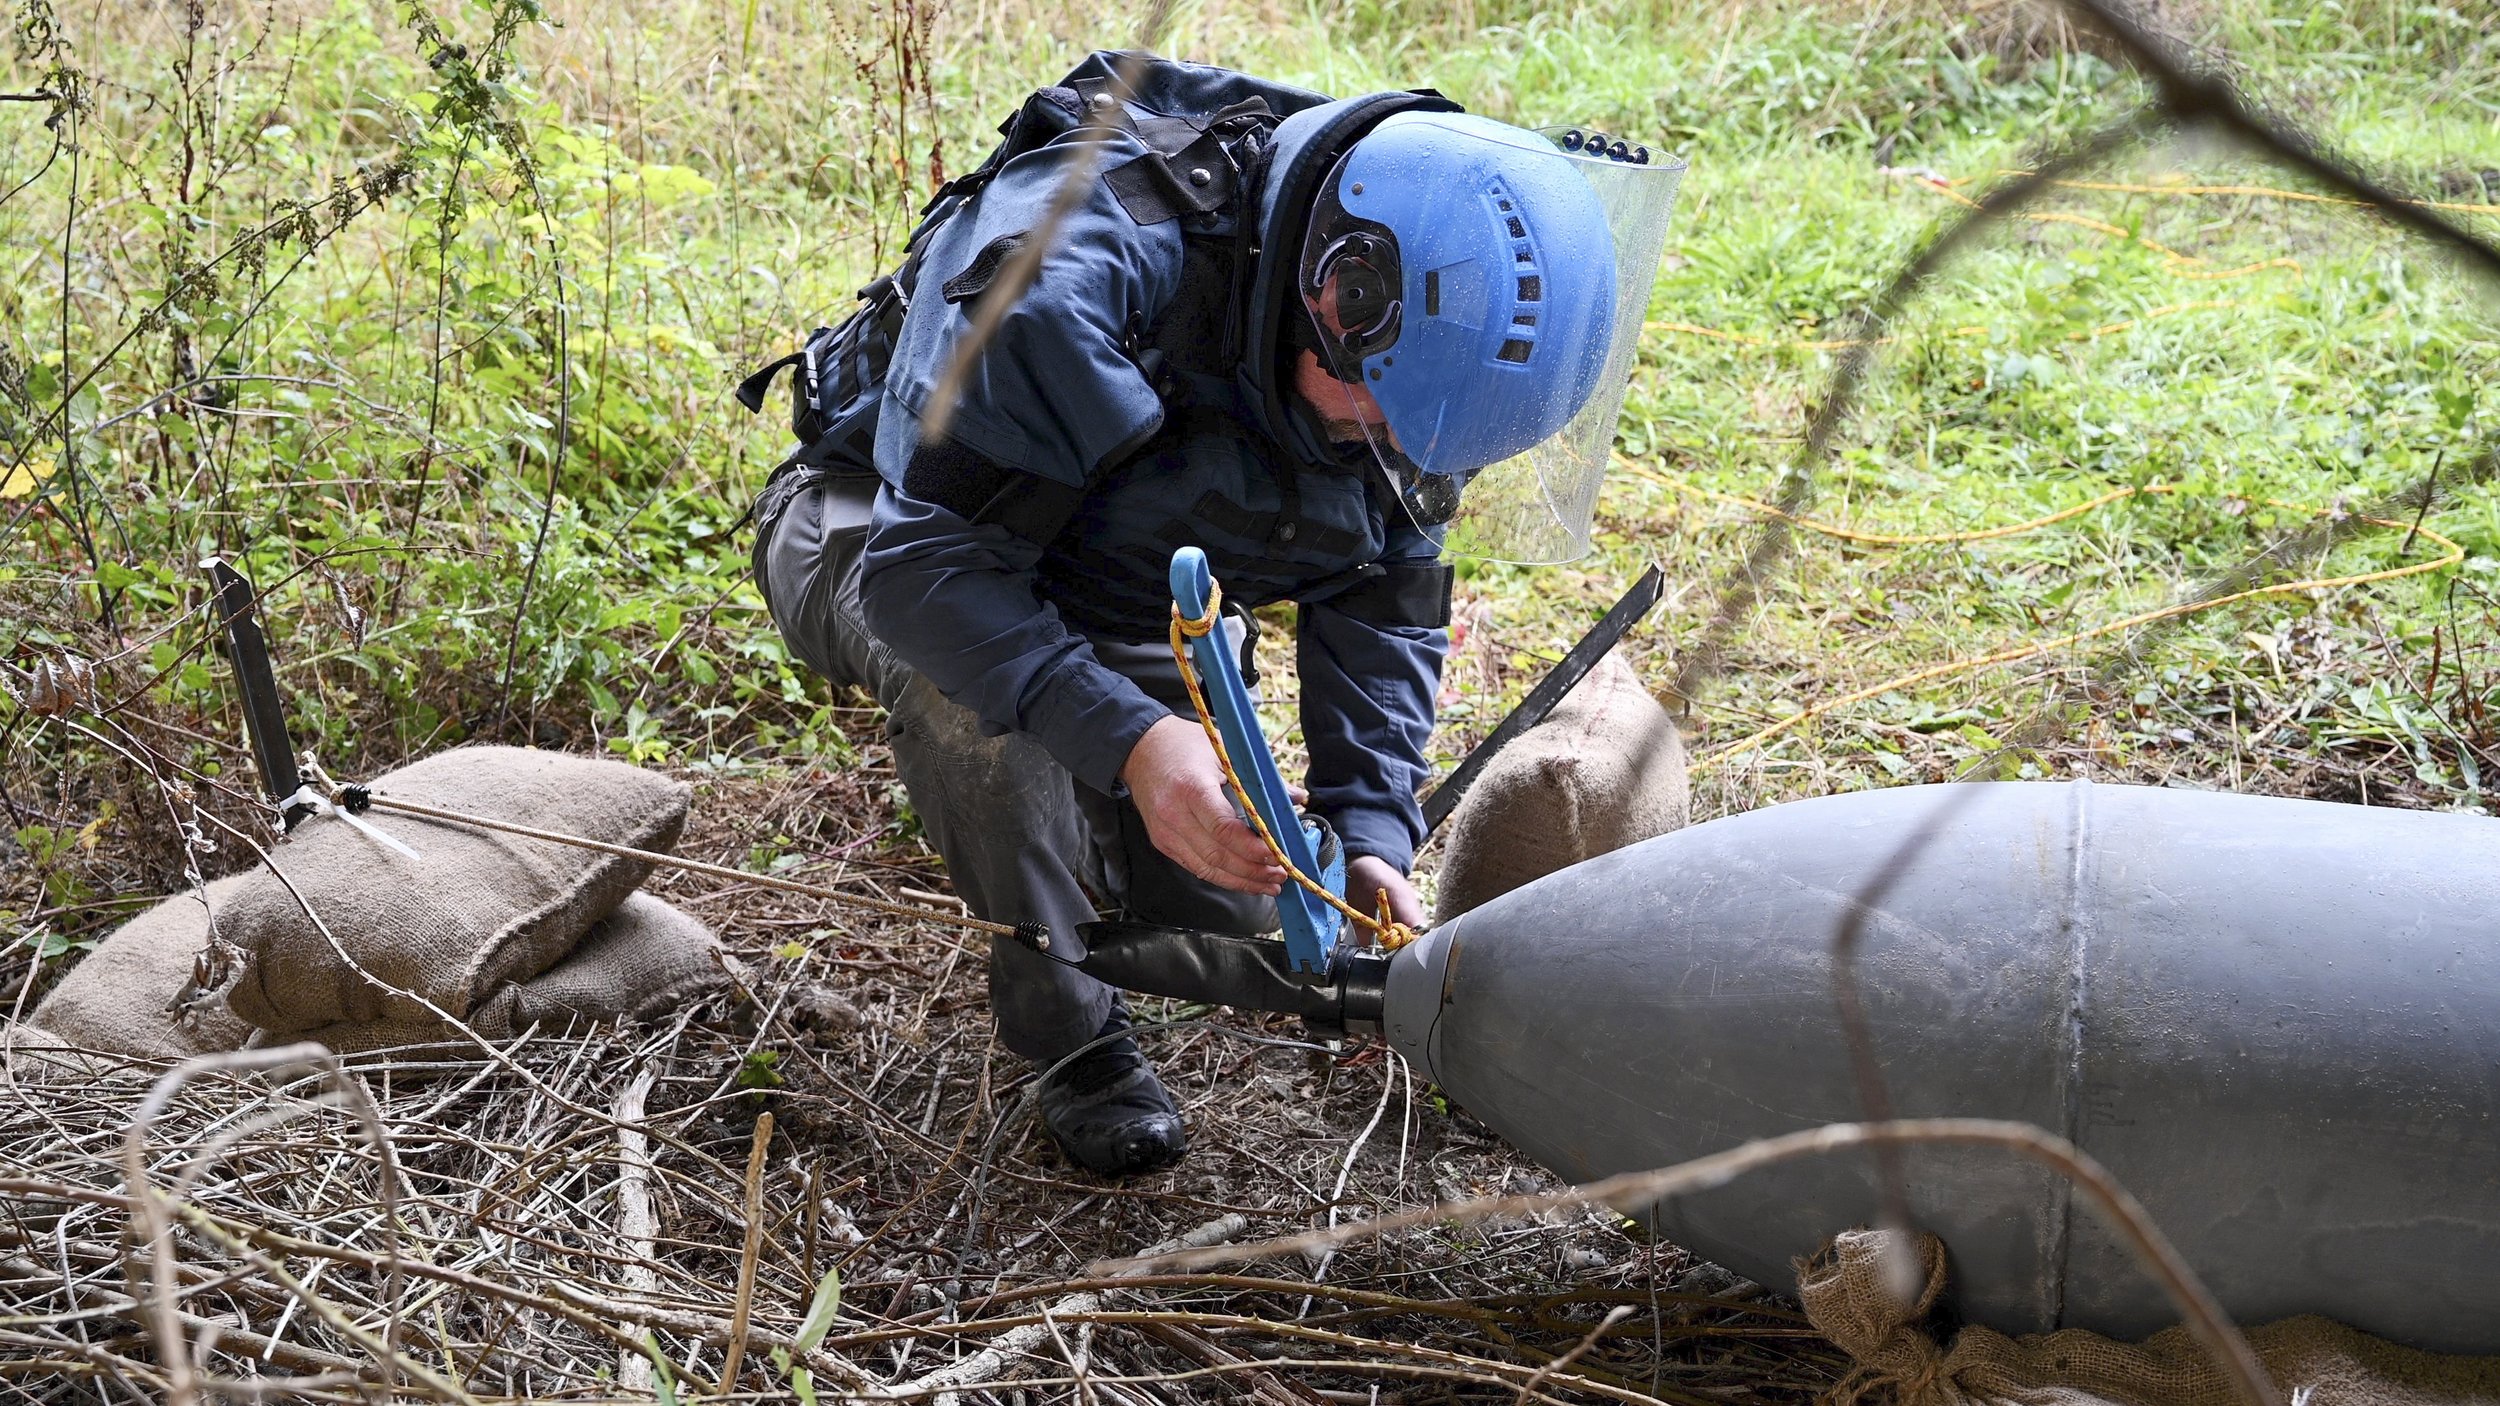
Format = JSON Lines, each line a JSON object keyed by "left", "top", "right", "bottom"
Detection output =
{"left": 746, "top": 53, "right": 1677, "bottom": 1176}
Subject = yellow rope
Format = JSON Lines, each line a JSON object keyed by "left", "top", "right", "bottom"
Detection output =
{"left": 1924, "top": 178, "right": 2308, "bottom": 281}
{"left": 1623, "top": 467, "right": 2467, "bottom": 775}
{"left": 1644, "top": 298, "right": 2246, "bottom": 354}
{"left": 1640, "top": 162, "right": 2458, "bottom": 354}
{"left": 1155, "top": 159, "right": 2484, "bottom": 883}
{"left": 1622, "top": 457, "right": 2165, "bottom": 545}
{"left": 2004, "top": 171, "right": 2500, "bottom": 217}
{"left": 1169, "top": 583, "right": 1422, "bottom": 952}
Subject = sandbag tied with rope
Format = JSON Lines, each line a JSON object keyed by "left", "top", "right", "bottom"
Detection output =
{"left": 218, "top": 745, "right": 700, "bottom": 1034}
{"left": 11, "top": 746, "right": 748, "bottom": 1070}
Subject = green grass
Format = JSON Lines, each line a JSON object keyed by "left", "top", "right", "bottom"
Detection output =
{"left": 1, "top": 0, "right": 2495, "bottom": 930}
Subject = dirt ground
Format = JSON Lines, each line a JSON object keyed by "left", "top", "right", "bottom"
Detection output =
{"left": 1, "top": 727, "right": 1846, "bottom": 1404}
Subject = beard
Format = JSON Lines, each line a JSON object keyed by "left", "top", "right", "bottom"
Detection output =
{"left": 1288, "top": 347, "right": 1388, "bottom": 445}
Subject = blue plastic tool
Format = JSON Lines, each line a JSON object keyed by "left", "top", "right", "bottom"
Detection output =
{"left": 1168, "top": 547, "right": 1346, "bottom": 974}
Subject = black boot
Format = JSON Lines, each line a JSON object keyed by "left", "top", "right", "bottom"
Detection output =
{"left": 1036, "top": 1008, "right": 1187, "bottom": 1176}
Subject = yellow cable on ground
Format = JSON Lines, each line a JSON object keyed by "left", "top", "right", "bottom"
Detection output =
{"left": 1640, "top": 319, "right": 1985, "bottom": 352}
{"left": 1923, "top": 178, "right": 2305, "bottom": 280}
{"left": 1645, "top": 298, "right": 2245, "bottom": 354}
{"left": 1621, "top": 457, "right": 2165, "bottom": 545}
{"left": 1169, "top": 584, "right": 1421, "bottom": 952}
{"left": 2005, "top": 172, "right": 2500, "bottom": 217}
{"left": 1621, "top": 466, "right": 2467, "bottom": 774}
{"left": 1645, "top": 161, "right": 2383, "bottom": 354}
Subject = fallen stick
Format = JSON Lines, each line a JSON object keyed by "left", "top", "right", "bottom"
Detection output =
{"left": 1136, "top": 1320, "right": 1328, "bottom": 1406}
{"left": 614, "top": 1062, "right": 660, "bottom": 1394}
{"left": 718, "top": 1112, "right": 775, "bottom": 1392}
{"left": 878, "top": 1214, "right": 1248, "bottom": 1405}
{"left": 0, "top": 1254, "right": 367, "bottom": 1377}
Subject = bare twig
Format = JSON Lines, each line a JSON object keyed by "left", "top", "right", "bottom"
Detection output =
{"left": 614, "top": 1062, "right": 661, "bottom": 1393}
{"left": 1513, "top": 1304, "right": 1635, "bottom": 1405}
{"left": 718, "top": 1110, "right": 774, "bottom": 1394}
{"left": 1114, "top": 1118, "right": 2280, "bottom": 1406}
{"left": 119, "top": 1045, "right": 434, "bottom": 1403}
{"left": 916, "top": 6, "right": 1175, "bottom": 444}
{"left": 1670, "top": 113, "right": 2158, "bottom": 706}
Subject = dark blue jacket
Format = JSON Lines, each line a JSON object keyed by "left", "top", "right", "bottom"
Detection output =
{"left": 858, "top": 61, "right": 1448, "bottom": 873}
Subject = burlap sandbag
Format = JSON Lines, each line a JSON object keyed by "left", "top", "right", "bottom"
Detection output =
{"left": 220, "top": 746, "right": 691, "bottom": 1034}
{"left": 27, "top": 874, "right": 255, "bottom": 1061}
{"left": 1799, "top": 1228, "right": 2500, "bottom": 1406}
{"left": 286, "top": 893, "right": 738, "bottom": 1058}
{"left": 1432, "top": 653, "right": 1689, "bottom": 925}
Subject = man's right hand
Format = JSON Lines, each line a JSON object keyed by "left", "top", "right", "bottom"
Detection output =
{"left": 1121, "top": 715, "right": 1288, "bottom": 897}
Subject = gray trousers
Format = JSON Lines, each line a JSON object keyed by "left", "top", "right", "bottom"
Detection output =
{"left": 752, "top": 472, "right": 1276, "bottom": 1063}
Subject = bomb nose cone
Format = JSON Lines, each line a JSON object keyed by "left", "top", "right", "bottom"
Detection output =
{"left": 1383, "top": 780, "right": 2500, "bottom": 1350}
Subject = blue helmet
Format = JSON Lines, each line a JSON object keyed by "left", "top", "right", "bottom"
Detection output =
{"left": 1296, "top": 112, "right": 1632, "bottom": 547}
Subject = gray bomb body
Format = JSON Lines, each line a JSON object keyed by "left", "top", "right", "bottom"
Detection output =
{"left": 1384, "top": 780, "right": 2500, "bottom": 1350}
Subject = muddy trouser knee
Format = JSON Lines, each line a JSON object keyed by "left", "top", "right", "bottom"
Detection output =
{"left": 752, "top": 473, "right": 1275, "bottom": 1066}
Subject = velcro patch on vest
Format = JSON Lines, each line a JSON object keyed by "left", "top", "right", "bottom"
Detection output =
{"left": 1104, "top": 131, "right": 1236, "bottom": 225}
{"left": 1325, "top": 560, "right": 1454, "bottom": 630}
{"left": 942, "top": 230, "right": 1033, "bottom": 306}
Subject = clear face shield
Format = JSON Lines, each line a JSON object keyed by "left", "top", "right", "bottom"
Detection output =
{"left": 1295, "top": 115, "right": 1686, "bottom": 563}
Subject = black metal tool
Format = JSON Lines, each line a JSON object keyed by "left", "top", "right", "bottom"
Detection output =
{"left": 1027, "top": 920, "right": 1392, "bottom": 1037}
{"left": 205, "top": 558, "right": 315, "bottom": 831}
{"left": 1419, "top": 562, "right": 1666, "bottom": 836}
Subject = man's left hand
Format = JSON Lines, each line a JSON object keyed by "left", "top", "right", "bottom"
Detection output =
{"left": 1345, "top": 854, "right": 1424, "bottom": 929}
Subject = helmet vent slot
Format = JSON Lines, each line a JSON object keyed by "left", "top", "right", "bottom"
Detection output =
{"left": 1479, "top": 178, "right": 1542, "bottom": 367}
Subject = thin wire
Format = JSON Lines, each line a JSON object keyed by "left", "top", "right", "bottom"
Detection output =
{"left": 1645, "top": 296, "right": 2247, "bottom": 353}
{"left": 957, "top": 1016, "right": 1340, "bottom": 1255}
{"left": 2013, "top": 171, "right": 2500, "bottom": 216}
{"left": 1633, "top": 155, "right": 2500, "bottom": 355}
{"left": 322, "top": 782, "right": 1018, "bottom": 938}
{"left": 1300, "top": 1049, "right": 1402, "bottom": 1316}
{"left": 1648, "top": 482, "right": 2467, "bottom": 774}
{"left": 1624, "top": 457, "right": 2157, "bottom": 545}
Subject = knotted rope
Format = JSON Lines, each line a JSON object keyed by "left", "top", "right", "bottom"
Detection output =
{"left": 1168, "top": 583, "right": 1420, "bottom": 953}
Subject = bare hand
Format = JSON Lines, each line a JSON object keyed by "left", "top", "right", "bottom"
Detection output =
{"left": 1122, "top": 716, "right": 1288, "bottom": 896}
{"left": 1346, "top": 854, "right": 1424, "bottom": 929}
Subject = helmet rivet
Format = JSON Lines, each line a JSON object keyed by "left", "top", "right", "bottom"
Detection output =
{"left": 1277, "top": 522, "right": 1298, "bottom": 543}
{"left": 1189, "top": 167, "right": 1212, "bottom": 187}
{"left": 1368, "top": 367, "right": 1382, "bottom": 381}
{"left": 1609, "top": 140, "right": 1630, "bottom": 161}
{"left": 1350, "top": 181, "right": 1365, "bottom": 196}
{"left": 1634, "top": 145, "right": 1651, "bottom": 165}
{"left": 1562, "top": 130, "right": 1583, "bottom": 151}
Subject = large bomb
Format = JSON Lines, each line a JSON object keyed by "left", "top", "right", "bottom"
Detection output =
{"left": 1380, "top": 780, "right": 2500, "bottom": 1351}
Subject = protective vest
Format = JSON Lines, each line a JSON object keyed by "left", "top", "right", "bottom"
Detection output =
{"left": 738, "top": 52, "right": 1460, "bottom": 639}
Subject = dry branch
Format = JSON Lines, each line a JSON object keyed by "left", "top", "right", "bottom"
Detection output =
{"left": 1115, "top": 1118, "right": 2280, "bottom": 1406}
